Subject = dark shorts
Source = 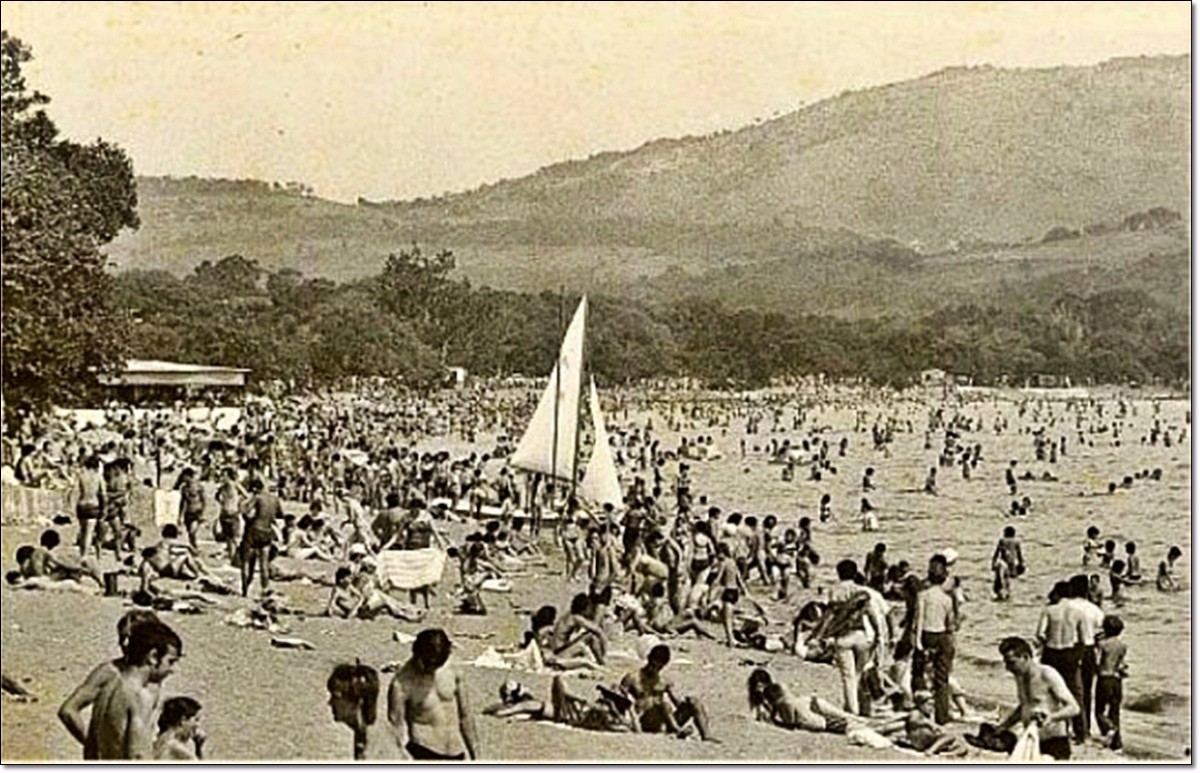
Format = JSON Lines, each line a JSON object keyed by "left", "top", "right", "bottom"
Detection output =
{"left": 243, "top": 528, "right": 274, "bottom": 550}
{"left": 826, "top": 716, "right": 849, "bottom": 734}
{"left": 720, "top": 587, "right": 740, "bottom": 605}
{"left": 405, "top": 741, "right": 465, "bottom": 761}
{"left": 183, "top": 509, "right": 205, "bottom": 525}
{"left": 690, "top": 558, "right": 711, "bottom": 576}
{"left": 76, "top": 503, "right": 101, "bottom": 521}
{"left": 217, "top": 515, "right": 241, "bottom": 540}
{"left": 1040, "top": 736, "right": 1071, "bottom": 760}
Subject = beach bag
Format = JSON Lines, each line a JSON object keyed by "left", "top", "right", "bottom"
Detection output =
{"left": 1008, "top": 723, "right": 1044, "bottom": 762}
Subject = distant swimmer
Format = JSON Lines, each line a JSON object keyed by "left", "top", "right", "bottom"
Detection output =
{"left": 1082, "top": 527, "right": 1102, "bottom": 567}
{"left": 991, "top": 526, "right": 1024, "bottom": 601}
{"left": 923, "top": 467, "right": 938, "bottom": 496}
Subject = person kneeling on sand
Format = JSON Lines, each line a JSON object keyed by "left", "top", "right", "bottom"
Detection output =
{"left": 619, "top": 644, "right": 717, "bottom": 742}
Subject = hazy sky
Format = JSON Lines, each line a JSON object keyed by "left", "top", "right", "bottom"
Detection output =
{"left": 2, "top": 1, "right": 1189, "bottom": 202}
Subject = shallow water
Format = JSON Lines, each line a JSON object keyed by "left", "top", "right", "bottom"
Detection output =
{"left": 632, "top": 395, "right": 1191, "bottom": 751}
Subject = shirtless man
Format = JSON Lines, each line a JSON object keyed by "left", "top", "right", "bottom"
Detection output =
{"left": 86, "top": 619, "right": 183, "bottom": 760}
{"left": 26, "top": 529, "right": 103, "bottom": 587}
{"left": 387, "top": 628, "right": 478, "bottom": 760}
{"left": 619, "top": 644, "right": 716, "bottom": 742}
{"left": 58, "top": 611, "right": 160, "bottom": 754}
{"left": 997, "top": 636, "right": 1080, "bottom": 760}
{"left": 240, "top": 478, "right": 280, "bottom": 597}
{"left": 215, "top": 467, "right": 247, "bottom": 562}
{"left": 75, "top": 455, "right": 107, "bottom": 559}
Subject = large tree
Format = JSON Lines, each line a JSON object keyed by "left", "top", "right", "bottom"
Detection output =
{"left": 1, "top": 32, "right": 139, "bottom": 414}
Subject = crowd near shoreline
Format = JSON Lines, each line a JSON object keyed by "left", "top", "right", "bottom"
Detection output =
{"left": 0, "top": 379, "right": 1190, "bottom": 761}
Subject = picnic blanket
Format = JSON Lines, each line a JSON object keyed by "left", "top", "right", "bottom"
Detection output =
{"left": 376, "top": 548, "right": 446, "bottom": 590}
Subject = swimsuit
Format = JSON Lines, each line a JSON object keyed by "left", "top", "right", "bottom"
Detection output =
{"left": 405, "top": 741, "right": 465, "bottom": 761}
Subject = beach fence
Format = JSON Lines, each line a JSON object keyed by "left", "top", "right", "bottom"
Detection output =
{"left": 1, "top": 481, "right": 181, "bottom": 531}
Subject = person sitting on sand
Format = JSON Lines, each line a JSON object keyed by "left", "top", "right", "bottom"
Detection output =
{"left": 58, "top": 610, "right": 161, "bottom": 755}
{"left": 24, "top": 529, "right": 103, "bottom": 586}
{"left": 152, "top": 524, "right": 214, "bottom": 580}
{"left": 287, "top": 516, "right": 337, "bottom": 561}
{"left": 902, "top": 690, "right": 968, "bottom": 756}
{"left": 327, "top": 662, "right": 400, "bottom": 759}
{"left": 619, "top": 644, "right": 717, "bottom": 742}
{"left": 153, "top": 696, "right": 206, "bottom": 760}
{"left": 519, "top": 605, "right": 606, "bottom": 672}
{"left": 327, "top": 565, "right": 426, "bottom": 623}
{"left": 550, "top": 593, "right": 608, "bottom": 666}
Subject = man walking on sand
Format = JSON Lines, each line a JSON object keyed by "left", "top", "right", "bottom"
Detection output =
{"left": 86, "top": 619, "right": 183, "bottom": 760}
{"left": 387, "top": 628, "right": 479, "bottom": 760}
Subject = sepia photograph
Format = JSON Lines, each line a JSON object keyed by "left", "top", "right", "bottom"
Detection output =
{"left": 0, "top": 0, "right": 1191, "bottom": 763}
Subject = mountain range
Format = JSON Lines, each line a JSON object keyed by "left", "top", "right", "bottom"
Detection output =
{"left": 107, "top": 54, "right": 1190, "bottom": 317}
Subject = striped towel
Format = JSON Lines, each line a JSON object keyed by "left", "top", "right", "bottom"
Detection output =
{"left": 375, "top": 548, "right": 446, "bottom": 590}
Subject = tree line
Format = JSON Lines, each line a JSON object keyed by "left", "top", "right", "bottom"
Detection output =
{"left": 107, "top": 250, "right": 1190, "bottom": 392}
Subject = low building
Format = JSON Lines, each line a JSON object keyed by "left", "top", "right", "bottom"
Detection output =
{"left": 98, "top": 359, "right": 250, "bottom": 401}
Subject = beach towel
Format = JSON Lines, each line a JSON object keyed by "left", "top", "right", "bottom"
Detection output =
{"left": 1007, "top": 724, "right": 1044, "bottom": 762}
{"left": 154, "top": 489, "right": 182, "bottom": 526}
{"left": 375, "top": 548, "right": 446, "bottom": 591}
{"left": 472, "top": 642, "right": 547, "bottom": 673}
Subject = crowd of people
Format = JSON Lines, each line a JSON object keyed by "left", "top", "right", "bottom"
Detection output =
{"left": 0, "top": 380, "right": 1188, "bottom": 761}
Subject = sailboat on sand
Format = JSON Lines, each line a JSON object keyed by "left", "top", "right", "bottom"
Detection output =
{"left": 510, "top": 296, "right": 625, "bottom": 512}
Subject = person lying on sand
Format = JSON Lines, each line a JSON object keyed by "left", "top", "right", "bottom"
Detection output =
{"left": 747, "top": 669, "right": 905, "bottom": 738}
{"left": 901, "top": 691, "right": 968, "bottom": 756}
{"left": 482, "top": 677, "right": 638, "bottom": 733}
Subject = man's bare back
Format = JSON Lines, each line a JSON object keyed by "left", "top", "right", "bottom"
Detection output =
{"left": 86, "top": 670, "right": 157, "bottom": 759}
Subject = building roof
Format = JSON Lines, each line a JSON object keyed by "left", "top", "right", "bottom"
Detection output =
{"left": 99, "top": 360, "right": 249, "bottom": 387}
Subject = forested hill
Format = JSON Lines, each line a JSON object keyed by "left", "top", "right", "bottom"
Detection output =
{"left": 107, "top": 55, "right": 1189, "bottom": 315}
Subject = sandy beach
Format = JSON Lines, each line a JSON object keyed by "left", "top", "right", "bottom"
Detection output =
{"left": 1, "top": 394, "right": 1188, "bottom": 762}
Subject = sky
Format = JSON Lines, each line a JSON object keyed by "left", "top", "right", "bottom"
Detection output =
{"left": 2, "top": 1, "right": 1189, "bottom": 202}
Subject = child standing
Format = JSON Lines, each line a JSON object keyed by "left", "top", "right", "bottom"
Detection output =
{"left": 1094, "top": 615, "right": 1128, "bottom": 751}
{"left": 154, "top": 696, "right": 206, "bottom": 759}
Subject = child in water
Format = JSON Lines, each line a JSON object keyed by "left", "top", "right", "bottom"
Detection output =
{"left": 1108, "top": 560, "right": 1142, "bottom": 604}
{"left": 1082, "top": 526, "right": 1102, "bottom": 566}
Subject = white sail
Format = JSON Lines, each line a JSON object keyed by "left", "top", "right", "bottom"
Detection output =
{"left": 580, "top": 377, "right": 624, "bottom": 509}
{"left": 510, "top": 296, "right": 587, "bottom": 479}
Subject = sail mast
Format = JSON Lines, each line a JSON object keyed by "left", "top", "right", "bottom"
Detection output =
{"left": 570, "top": 295, "right": 588, "bottom": 500}
{"left": 550, "top": 287, "right": 563, "bottom": 497}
